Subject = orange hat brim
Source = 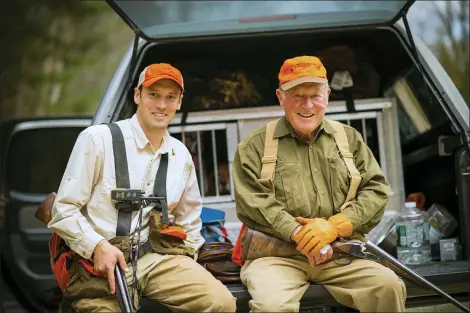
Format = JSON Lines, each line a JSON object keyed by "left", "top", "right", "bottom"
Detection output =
{"left": 280, "top": 76, "right": 328, "bottom": 91}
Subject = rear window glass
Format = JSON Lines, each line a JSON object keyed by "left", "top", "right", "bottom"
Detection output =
{"left": 6, "top": 127, "right": 84, "bottom": 194}
{"left": 390, "top": 67, "right": 449, "bottom": 143}
{"left": 113, "top": 0, "right": 409, "bottom": 39}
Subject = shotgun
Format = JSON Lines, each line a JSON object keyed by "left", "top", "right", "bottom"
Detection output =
{"left": 241, "top": 227, "right": 469, "bottom": 312}
{"left": 115, "top": 265, "right": 135, "bottom": 313}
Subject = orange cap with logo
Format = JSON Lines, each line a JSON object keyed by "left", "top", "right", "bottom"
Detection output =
{"left": 137, "top": 63, "right": 184, "bottom": 92}
{"left": 278, "top": 56, "right": 328, "bottom": 91}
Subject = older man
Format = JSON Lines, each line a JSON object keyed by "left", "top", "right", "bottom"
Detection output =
{"left": 232, "top": 56, "right": 406, "bottom": 312}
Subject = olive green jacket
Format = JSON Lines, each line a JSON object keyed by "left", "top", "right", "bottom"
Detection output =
{"left": 233, "top": 117, "right": 391, "bottom": 242}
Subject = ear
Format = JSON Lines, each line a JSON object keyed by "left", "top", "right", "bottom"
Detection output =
{"left": 176, "top": 94, "right": 183, "bottom": 110}
{"left": 324, "top": 88, "right": 331, "bottom": 108}
{"left": 134, "top": 87, "right": 141, "bottom": 106}
{"left": 276, "top": 89, "right": 284, "bottom": 107}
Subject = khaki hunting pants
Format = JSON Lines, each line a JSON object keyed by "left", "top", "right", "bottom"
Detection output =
{"left": 66, "top": 252, "right": 237, "bottom": 313}
{"left": 241, "top": 256, "right": 406, "bottom": 312}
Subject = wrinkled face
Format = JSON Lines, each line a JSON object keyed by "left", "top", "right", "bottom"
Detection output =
{"left": 134, "top": 79, "right": 183, "bottom": 133}
{"left": 276, "top": 82, "right": 330, "bottom": 141}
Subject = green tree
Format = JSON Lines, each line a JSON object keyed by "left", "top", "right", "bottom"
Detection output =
{"left": 0, "top": 0, "right": 132, "bottom": 119}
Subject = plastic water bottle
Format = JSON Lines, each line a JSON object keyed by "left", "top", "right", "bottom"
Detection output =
{"left": 395, "top": 202, "right": 431, "bottom": 264}
{"left": 395, "top": 207, "right": 411, "bottom": 264}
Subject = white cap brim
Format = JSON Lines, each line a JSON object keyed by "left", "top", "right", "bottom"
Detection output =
{"left": 280, "top": 76, "right": 328, "bottom": 91}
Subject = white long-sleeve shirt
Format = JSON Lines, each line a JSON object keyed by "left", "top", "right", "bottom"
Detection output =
{"left": 48, "top": 114, "right": 204, "bottom": 260}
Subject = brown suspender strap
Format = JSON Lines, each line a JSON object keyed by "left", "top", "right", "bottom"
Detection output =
{"left": 326, "top": 119, "right": 363, "bottom": 211}
{"left": 258, "top": 118, "right": 281, "bottom": 190}
{"left": 259, "top": 118, "right": 362, "bottom": 212}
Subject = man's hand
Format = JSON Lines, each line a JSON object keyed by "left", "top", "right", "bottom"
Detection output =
{"left": 293, "top": 213, "right": 353, "bottom": 256}
{"left": 306, "top": 245, "right": 333, "bottom": 266}
{"left": 293, "top": 217, "right": 338, "bottom": 256}
{"left": 92, "top": 240, "right": 128, "bottom": 294}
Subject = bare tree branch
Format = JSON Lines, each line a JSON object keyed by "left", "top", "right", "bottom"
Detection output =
{"left": 434, "top": 2, "right": 457, "bottom": 60}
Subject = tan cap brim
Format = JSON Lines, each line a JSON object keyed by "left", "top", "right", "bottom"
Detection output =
{"left": 280, "top": 76, "right": 328, "bottom": 91}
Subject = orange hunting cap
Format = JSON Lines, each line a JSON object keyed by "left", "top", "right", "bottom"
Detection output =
{"left": 137, "top": 63, "right": 184, "bottom": 92}
{"left": 278, "top": 56, "right": 328, "bottom": 90}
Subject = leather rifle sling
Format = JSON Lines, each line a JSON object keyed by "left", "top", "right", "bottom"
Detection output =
{"left": 107, "top": 123, "right": 134, "bottom": 236}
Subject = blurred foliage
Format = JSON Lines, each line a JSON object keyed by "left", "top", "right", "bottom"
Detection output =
{"left": 431, "top": 1, "right": 469, "bottom": 106}
{"left": 0, "top": 0, "right": 133, "bottom": 119}
{"left": 0, "top": 1, "right": 467, "bottom": 120}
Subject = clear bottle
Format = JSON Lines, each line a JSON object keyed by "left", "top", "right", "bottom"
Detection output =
{"left": 396, "top": 202, "right": 431, "bottom": 264}
{"left": 395, "top": 202, "right": 414, "bottom": 264}
{"left": 420, "top": 210, "right": 432, "bottom": 261}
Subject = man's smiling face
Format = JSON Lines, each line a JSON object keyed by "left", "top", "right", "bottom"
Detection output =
{"left": 276, "top": 82, "right": 330, "bottom": 141}
{"left": 134, "top": 79, "right": 182, "bottom": 133}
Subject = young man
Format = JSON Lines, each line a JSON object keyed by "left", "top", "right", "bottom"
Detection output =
{"left": 232, "top": 56, "right": 406, "bottom": 312}
{"left": 48, "top": 63, "right": 236, "bottom": 312}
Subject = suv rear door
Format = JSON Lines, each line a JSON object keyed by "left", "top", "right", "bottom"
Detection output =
{"left": 101, "top": 0, "right": 467, "bottom": 133}
{"left": 107, "top": 0, "right": 413, "bottom": 40}
{"left": 0, "top": 118, "right": 90, "bottom": 311}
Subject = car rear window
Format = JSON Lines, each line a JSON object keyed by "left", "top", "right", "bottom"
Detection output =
{"left": 6, "top": 127, "right": 84, "bottom": 194}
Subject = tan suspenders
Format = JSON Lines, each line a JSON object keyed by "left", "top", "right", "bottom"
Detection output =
{"left": 258, "top": 119, "right": 280, "bottom": 191}
{"left": 258, "top": 118, "right": 363, "bottom": 210}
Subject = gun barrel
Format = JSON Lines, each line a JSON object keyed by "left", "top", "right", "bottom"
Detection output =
{"left": 365, "top": 241, "right": 469, "bottom": 312}
{"left": 115, "top": 265, "right": 135, "bottom": 313}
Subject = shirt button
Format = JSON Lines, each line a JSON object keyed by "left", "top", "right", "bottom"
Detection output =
{"left": 320, "top": 190, "right": 325, "bottom": 195}
{"left": 314, "top": 168, "right": 318, "bottom": 173}
{"left": 146, "top": 181, "right": 151, "bottom": 186}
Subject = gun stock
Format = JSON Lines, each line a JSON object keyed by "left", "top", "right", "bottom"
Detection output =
{"left": 35, "top": 192, "right": 56, "bottom": 225}
{"left": 240, "top": 226, "right": 300, "bottom": 260}
{"left": 115, "top": 265, "right": 135, "bottom": 313}
{"left": 241, "top": 227, "right": 345, "bottom": 261}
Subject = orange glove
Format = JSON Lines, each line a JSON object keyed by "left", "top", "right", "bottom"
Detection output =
{"left": 293, "top": 213, "right": 353, "bottom": 256}
{"left": 160, "top": 225, "right": 187, "bottom": 240}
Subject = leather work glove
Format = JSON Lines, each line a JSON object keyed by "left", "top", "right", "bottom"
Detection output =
{"left": 293, "top": 213, "right": 353, "bottom": 256}
{"left": 160, "top": 225, "right": 187, "bottom": 241}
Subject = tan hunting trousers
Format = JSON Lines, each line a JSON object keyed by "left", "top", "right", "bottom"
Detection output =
{"left": 66, "top": 252, "right": 237, "bottom": 312}
{"left": 241, "top": 256, "right": 406, "bottom": 312}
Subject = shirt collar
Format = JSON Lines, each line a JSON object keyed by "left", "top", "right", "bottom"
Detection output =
{"left": 273, "top": 116, "right": 335, "bottom": 139}
{"left": 130, "top": 114, "right": 172, "bottom": 154}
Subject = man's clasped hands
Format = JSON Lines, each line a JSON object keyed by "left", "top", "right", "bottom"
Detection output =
{"left": 290, "top": 213, "right": 354, "bottom": 266}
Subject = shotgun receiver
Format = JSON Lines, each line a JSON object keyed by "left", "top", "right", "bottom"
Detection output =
{"left": 241, "top": 227, "right": 469, "bottom": 312}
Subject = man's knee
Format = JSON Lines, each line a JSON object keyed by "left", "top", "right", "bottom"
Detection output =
{"left": 214, "top": 290, "right": 237, "bottom": 312}
{"left": 199, "top": 285, "right": 237, "bottom": 312}
{"left": 71, "top": 296, "right": 120, "bottom": 313}
{"left": 379, "top": 274, "right": 407, "bottom": 299}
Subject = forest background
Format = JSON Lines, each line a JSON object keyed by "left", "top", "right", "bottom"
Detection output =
{"left": 0, "top": 1, "right": 468, "bottom": 120}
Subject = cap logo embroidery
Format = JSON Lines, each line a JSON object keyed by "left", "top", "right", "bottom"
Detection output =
{"left": 292, "top": 62, "right": 314, "bottom": 69}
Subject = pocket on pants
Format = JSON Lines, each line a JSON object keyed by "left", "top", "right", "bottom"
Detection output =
{"left": 63, "top": 259, "right": 111, "bottom": 301}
